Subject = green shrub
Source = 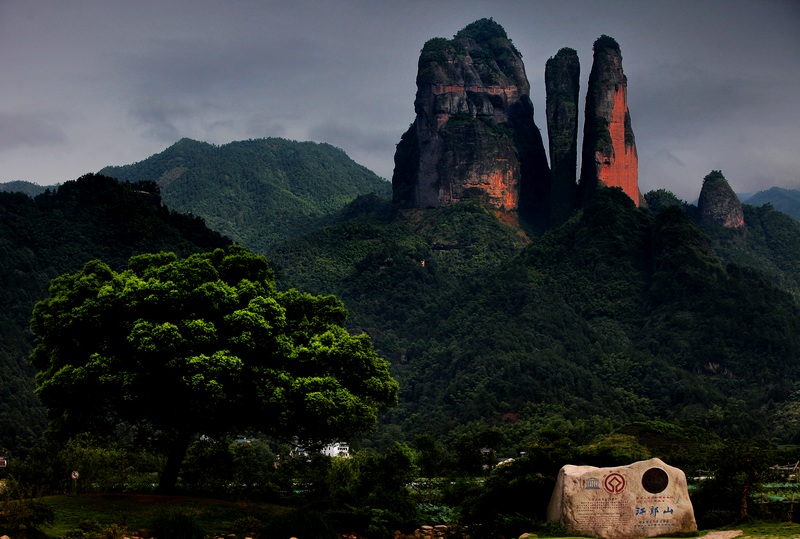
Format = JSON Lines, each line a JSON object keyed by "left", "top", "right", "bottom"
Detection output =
{"left": 417, "top": 503, "right": 460, "bottom": 525}
{"left": 469, "top": 512, "right": 537, "bottom": 539}
{"left": 0, "top": 477, "right": 56, "bottom": 536}
{"left": 263, "top": 508, "right": 338, "bottom": 539}
{"left": 63, "top": 519, "right": 103, "bottom": 539}
{"left": 64, "top": 520, "right": 129, "bottom": 539}
{"left": 535, "top": 520, "right": 567, "bottom": 537}
{"left": 698, "top": 509, "right": 738, "bottom": 529}
{"left": 150, "top": 510, "right": 206, "bottom": 539}
{"left": 232, "top": 516, "right": 262, "bottom": 537}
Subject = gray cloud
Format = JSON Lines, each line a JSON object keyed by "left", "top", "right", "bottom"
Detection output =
{"left": 0, "top": 0, "right": 797, "bottom": 200}
{"left": 0, "top": 112, "right": 66, "bottom": 149}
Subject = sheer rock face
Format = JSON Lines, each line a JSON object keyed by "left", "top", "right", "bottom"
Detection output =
{"left": 545, "top": 48, "right": 580, "bottom": 223}
{"left": 579, "top": 36, "right": 643, "bottom": 207}
{"left": 392, "top": 19, "right": 550, "bottom": 217}
{"left": 698, "top": 170, "right": 746, "bottom": 229}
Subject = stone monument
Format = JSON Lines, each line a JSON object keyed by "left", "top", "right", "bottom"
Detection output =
{"left": 547, "top": 458, "right": 697, "bottom": 539}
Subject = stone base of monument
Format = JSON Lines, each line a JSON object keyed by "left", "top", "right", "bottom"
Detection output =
{"left": 547, "top": 457, "right": 697, "bottom": 539}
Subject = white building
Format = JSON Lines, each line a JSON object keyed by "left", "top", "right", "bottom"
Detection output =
{"left": 321, "top": 442, "right": 350, "bottom": 458}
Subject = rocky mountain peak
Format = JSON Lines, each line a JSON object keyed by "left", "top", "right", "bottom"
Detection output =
{"left": 545, "top": 47, "right": 580, "bottom": 223}
{"left": 698, "top": 170, "right": 746, "bottom": 229}
{"left": 393, "top": 25, "right": 649, "bottom": 228}
{"left": 578, "top": 35, "right": 644, "bottom": 207}
{"left": 391, "top": 18, "right": 551, "bottom": 219}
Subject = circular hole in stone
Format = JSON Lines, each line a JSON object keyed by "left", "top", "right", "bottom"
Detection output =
{"left": 642, "top": 467, "right": 669, "bottom": 494}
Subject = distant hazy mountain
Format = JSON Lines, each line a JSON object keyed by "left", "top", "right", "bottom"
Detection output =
{"left": 0, "top": 180, "right": 51, "bottom": 197}
{"left": 100, "top": 138, "right": 392, "bottom": 251}
{"left": 742, "top": 186, "right": 800, "bottom": 220}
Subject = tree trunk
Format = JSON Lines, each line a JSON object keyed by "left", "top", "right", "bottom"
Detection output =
{"left": 157, "top": 433, "right": 193, "bottom": 494}
{"left": 740, "top": 465, "right": 757, "bottom": 519}
{"left": 739, "top": 477, "right": 749, "bottom": 518}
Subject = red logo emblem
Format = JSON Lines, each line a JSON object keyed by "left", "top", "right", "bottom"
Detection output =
{"left": 603, "top": 472, "right": 626, "bottom": 494}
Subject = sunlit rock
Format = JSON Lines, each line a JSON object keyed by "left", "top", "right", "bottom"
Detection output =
{"left": 547, "top": 458, "right": 697, "bottom": 539}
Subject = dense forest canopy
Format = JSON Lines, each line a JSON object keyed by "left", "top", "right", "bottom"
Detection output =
{"left": 1, "top": 156, "right": 798, "bottom": 463}
{"left": 0, "top": 174, "right": 230, "bottom": 452}
{"left": 1, "top": 149, "right": 799, "bottom": 538}
{"left": 99, "top": 138, "right": 391, "bottom": 251}
{"left": 269, "top": 187, "right": 800, "bottom": 449}
{"left": 29, "top": 246, "right": 398, "bottom": 492}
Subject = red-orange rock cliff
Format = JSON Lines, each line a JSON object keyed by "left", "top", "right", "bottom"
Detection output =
{"left": 578, "top": 35, "right": 644, "bottom": 207}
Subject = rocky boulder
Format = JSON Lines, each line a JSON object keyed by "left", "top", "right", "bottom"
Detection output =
{"left": 579, "top": 35, "right": 644, "bottom": 207}
{"left": 547, "top": 458, "right": 696, "bottom": 539}
{"left": 698, "top": 170, "right": 746, "bottom": 229}
{"left": 392, "top": 18, "right": 551, "bottom": 220}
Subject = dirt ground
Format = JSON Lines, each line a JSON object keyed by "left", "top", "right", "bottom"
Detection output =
{"left": 702, "top": 531, "right": 743, "bottom": 539}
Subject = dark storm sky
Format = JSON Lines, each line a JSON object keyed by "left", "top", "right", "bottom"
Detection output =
{"left": 2, "top": 0, "right": 798, "bottom": 201}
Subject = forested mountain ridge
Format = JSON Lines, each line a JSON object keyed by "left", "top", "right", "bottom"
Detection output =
{"left": 0, "top": 174, "right": 230, "bottom": 452}
{"left": 99, "top": 138, "right": 391, "bottom": 251}
{"left": 269, "top": 187, "right": 800, "bottom": 449}
{"left": 701, "top": 202, "right": 800, "bottom": 303}
{"left": 740, "top": 186, "right": 800, "bottom": 220}
{"left": 2, "top": 159, "right": 799, "bottom": 459}
{"left": 643, "top": 174, "right": 800, "bottom": 303}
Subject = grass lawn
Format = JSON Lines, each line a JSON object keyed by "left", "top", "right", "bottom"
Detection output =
{"left": 40, "top": 493, "right": 286, "bottom": 538}
{"left": 730, "top": 521, "right": 800, "bottom": 537}
{"left": 35, "top": 495, "right": 800, "bottom": 539}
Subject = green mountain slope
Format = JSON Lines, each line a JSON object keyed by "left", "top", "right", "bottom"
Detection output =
{"left": 4, "top": 160, "right": 799, "bottom": 457}
{"left": 700, "top": 202, "right": 800, "bottom": 302}
{"left": 743, "top": 186, "right": 800, "bottom": 220}
{"left": 0, "top": 174, "right": 230, "bottom": 452}
{"left": 270, "top": 189, "right": 800, "bottom": 448}
{"left": 99, "top": 138, "right": 392, "bottom": 251}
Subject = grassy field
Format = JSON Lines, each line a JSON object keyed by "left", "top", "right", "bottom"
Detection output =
{"left": 35, "top": 494, "right": 800, "bottom": 539}
{"left": 731, "top": 521, "right": 800, "bottom": 537}
{"left": 40, "top": 494, "right": 286, "bottom": 538}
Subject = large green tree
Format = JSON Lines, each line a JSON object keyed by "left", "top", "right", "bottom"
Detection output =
{"left": 29, "top": 246, "right": 398, "bottom": 492}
